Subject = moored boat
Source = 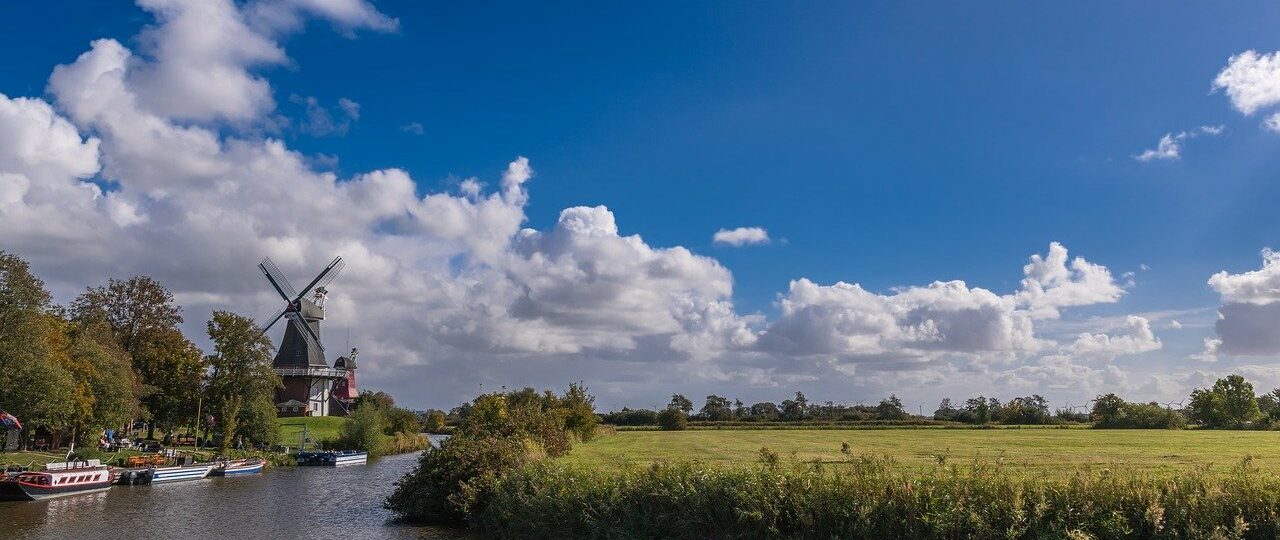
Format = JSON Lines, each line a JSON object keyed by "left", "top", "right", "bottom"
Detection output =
{"left": 211, "top": 458, "right": 265, "bottom": 477}
{"left": 148, "top": 463, "right": 214, "bottom": 484}
{"left": 0, "top": 460, "right": 112, "bottom": 501}
{"left": 296, "top": 450, "right": 367, "bottom": 466}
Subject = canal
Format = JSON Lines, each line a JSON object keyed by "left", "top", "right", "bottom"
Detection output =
{"left": 4, "top": 448, "right": 466, "bottom": 540}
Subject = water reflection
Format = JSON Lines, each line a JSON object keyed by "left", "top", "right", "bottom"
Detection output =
{"left": 4, "top": 443, "right": 465, "bottom": 540}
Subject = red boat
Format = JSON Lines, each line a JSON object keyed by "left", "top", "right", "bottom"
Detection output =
{"left": 0, "top": 460, "right": 113, "bottom": 501}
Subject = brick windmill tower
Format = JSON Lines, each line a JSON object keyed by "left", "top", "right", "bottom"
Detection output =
{"left": 257, "top": 257, "right": 349, "bottom": 417}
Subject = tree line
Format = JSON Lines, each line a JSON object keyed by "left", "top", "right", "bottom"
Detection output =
{"left": 0, "top": 250, "right": 283, "bottom": 452}
{"left": 602, "top": 373, "right": 1280, "bottom": 430}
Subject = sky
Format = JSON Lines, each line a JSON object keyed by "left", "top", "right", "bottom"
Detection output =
{"left": 3, "top": 1, "right": 1280, "bottom": 412}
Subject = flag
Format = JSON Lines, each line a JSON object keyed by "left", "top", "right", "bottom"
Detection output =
{"left": 0, "top": 411, "right": 21, "bottom": 430}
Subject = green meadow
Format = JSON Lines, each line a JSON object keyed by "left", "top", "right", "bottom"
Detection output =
{"left": 563, "top": 427, "right": 1280, "bottom": 477}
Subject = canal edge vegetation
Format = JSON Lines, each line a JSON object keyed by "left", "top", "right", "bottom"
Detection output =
{"left": 0, "top": 250, "right": 427, "bottom": 468}
{"left": 389, "top": 378, "right": 1280, "bottom": 538}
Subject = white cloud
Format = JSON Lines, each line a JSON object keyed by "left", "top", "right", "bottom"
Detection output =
{"left": 1201, "top": 249, "right": 1280, "bottom": 359}
{"left": 713, "top": 226, "right": 770, "bottom": 246}
{"left": 401, "top": 122, "right": 425, "bottom": 135}
{"left": 1068, "top": 315, "right": 1162, "bottom": 359}
{"left": 1214, "top": 50, "right": 1280, "bottom": 115}
{"left": 1134, "top": 125, "right": 1225, "bottom": 162}
{"left": 1014, "top": 242, "right": 1125, "bottom": 319}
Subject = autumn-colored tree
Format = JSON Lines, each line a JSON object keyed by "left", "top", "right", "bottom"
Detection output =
{"left": 0, "top": 252, "right": 75, "bottom": 446}
{"left": 73, "top": 276, "right": 202, "bottom": 436}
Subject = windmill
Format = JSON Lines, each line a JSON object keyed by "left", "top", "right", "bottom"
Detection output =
{"left": 258, "top": 256, "right": 350, "bottom": 417}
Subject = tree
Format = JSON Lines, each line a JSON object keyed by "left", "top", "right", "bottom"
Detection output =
{"left": 355, "top": 390, "right": 396, "bottom": 411}
{"left": 0, "top": 252, "right": 76, "bottom": 445}
{"left": 668, "top": 394, "right": 693, "bottom": 414}
{"left": 699, "top": 395, "right": 733, "bottom": 421}
{"left": 1189, "top": 375, "right": 1260, "bottom": 428}
{"left": 205, "top": 311, "right": 280, "bottom": 450}
{"left": 423, "top": 410, "right": 447, "bottom": 433}
{"left": 1091, "top": 393, "right": 1127, "bottom": 426}
{"left": 748, "top": 402, "right": 780, "bottom": 421}
{"left": 561, "top": 382, "right": 598, "bottom": 441}
{"left": 876, "top": 394, "right": 907, "bottom": 420}
{"left": 384, "top": 407, "right": 422, "bottom": 436}
{"left": 780, "top": 392, "right": 808, "bottom": 421}
{"left": 657, "top": 408, "right": 688, "bottom": 430}
{"left": 339, "top": 401, "right": 386, "bottom": 453}
{"left": 72, "top": 276, "right": 199, "bottom": 436}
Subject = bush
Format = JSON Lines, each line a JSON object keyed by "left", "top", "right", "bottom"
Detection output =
{"left": 385, "top": 434, "right": 528, "bottom": 524}
{"left": 336, "top": 403, "right": 385, "bottom": 454}
{"left": 657, "top": 408, "right": 688, "bottom": 431}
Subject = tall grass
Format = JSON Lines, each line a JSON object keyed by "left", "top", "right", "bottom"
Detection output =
{"left": 474, "top": 453, "right": 1280, "bottom": 539}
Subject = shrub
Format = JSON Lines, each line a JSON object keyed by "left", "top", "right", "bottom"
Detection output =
{"left": 657, "top": 408, "right": 688, "bottom": 431}
{"left": 385, "top": 434, "right": 528, "bottom": 525}
{"left": 336, "top": 402, "right": 385, "bottom": 454}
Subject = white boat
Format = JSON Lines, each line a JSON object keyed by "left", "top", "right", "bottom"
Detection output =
{"left": 296, "top": 450, "right": 367, "bottom": 466}
{"left": 148, "top": 463, "right": 214, "bottom": 483}
{"left": 210, "top": 458, "right": 265, "bottom": 477}
{"left": 0, "top": 460, "right": 113, "bottom": 501}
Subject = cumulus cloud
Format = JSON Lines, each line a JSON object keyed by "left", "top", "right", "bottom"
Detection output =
{"left": 1214, "top": 50, "right": 1280, "bottom": 116}
{"left": 1068, "top": 315, "right": 1162, "bottom": 359}
{"left": 1201, "top": 249, "right": 1280, "bottom": 359}
{"left": 713, "top": 226, "right": 770, "bottom": 246}
{"left": 1134, "top": 125, "right": 1224, "bottom": 162}
{"left": 1014, "top": 242, "right": 1125, "bottom": 319}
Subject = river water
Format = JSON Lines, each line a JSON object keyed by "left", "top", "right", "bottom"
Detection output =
{"left": 4, "top": 446, "right": 467, "bottom": 540}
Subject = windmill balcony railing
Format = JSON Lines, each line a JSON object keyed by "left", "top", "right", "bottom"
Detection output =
{"left": 273, "top": 366, "right": 348, "bottom": 378}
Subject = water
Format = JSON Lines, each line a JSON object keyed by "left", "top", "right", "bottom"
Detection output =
{"left": 3, "top": 445, "right": 467, "bottom": 540}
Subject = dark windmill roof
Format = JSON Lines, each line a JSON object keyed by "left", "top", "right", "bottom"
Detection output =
{"left": 272, "top": 301, "right": 327, "bottom": 369}
{"left": 333, "top": 353, "right": 357, "bottom": 370}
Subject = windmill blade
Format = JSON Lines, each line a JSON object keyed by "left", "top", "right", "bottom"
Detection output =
{"left": 315, "top": 258, "right": 345, "bottom": 290}
{"left": 259, "top": 258, "right": 298, "bottom": 301}
{"left": 290, "top": 314, "right": 326, "bottom": 353}
{"left": 295, "top": 256, "right": 343, "bottom": 300}
{"left": 258, "top": 305, "right": 289, "bottom": 333}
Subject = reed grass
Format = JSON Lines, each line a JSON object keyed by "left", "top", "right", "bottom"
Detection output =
{"left": 476, "top": 452, "right": 1280, "bottom": 539}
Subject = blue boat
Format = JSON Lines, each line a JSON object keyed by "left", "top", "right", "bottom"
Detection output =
{"left": 211, "top": 458, "right": 265, "bottom": 477}
{"left": 296, "top": 450, "right": 367, "bottom": 466}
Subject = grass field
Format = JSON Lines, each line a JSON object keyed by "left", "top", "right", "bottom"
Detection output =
{"left": 277, "top": 416, "right": 347, "bottom": 448}
{"left": 563, "top": 427, "right": 1280, "bottom": 477}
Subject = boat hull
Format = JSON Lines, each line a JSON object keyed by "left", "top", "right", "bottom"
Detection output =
{"left": 211, "top": 462, "right": 264, "bottom": 476}
{"left": 0, "top": 480, "right": 112, "bottom": 501}
{"left": 296, "top": 451, "right": 367, "bottom": 466}
{"left": 149, "top": 465, "right": 213, "bottom": 484}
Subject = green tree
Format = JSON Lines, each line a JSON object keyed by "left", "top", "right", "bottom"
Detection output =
{"left": 72, "top": 276, "right": 202, "bottom": 436}
{"left": 384, "top": 407, "right": 422, "bottom": 436}
{"left": 668, "top": 394, "right": 693, "bottom": 414}
{"left": 355, "top": 390, "right": 396, "bottom": 411}
{"left": 205, "top": 311, "right": 280, "bottom": 450}
{"left": 340, "top": 401, "right": 386, "bottom": 453}
{"left": 0, "top": 252, "right": 76, "bottom": 445}
{"left": 1189, "top": 375, "right": 1261, "bottom": 428}
{"left": 423, "top": 410, "right": 447, "bottom": 433}
{"left": 876, "top": 394, "right": 908, "bottom": 420}
{"left": 657, "top": 408, "right": 688, "bottom": 430}
{"left": 561, "top": 382, "right": 598, "bottom": 441}
{"left": 700, "top": 395, "right": 733, "bottom": 421}
{"left": 780, "top": 391, "right": 808, "bottom": 421}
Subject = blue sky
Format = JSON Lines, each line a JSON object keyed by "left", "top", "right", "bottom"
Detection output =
{"left": 4, "top": 1, "right": 1280, "bottom": 410}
